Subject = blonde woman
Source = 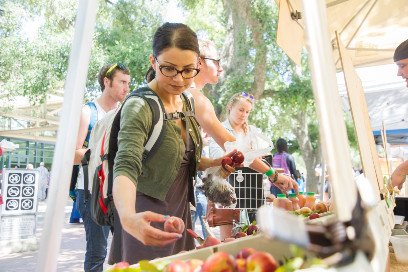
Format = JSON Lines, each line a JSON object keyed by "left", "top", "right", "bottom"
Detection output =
{"left": 208, "top": 91, "right": 263, "bottom": 240}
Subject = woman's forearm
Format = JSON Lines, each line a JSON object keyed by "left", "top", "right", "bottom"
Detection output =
{"left": 113, "top": 175, "right": 137, "bottom": 223}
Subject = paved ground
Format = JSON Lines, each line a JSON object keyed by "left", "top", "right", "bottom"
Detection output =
{"left": 0, "top": 198, "right": 215, "bottom": 272}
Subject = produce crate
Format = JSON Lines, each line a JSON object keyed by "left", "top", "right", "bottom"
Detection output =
{"left": 130, "top": 234, "right": 316, "bottom": 268}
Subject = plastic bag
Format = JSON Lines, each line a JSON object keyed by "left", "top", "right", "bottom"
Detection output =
{"left": 224, "top": 129, "right": 273, "bottom": 167}
{"left": 201, "top": 166, "right": 237, "bottom": 208}
{"left": 0, "top": 139, "right": 19, "bottom": 152}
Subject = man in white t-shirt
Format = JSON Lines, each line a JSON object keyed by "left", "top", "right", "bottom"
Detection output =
{"left": 74, "top": 64, "right": 130, "bottom": 272}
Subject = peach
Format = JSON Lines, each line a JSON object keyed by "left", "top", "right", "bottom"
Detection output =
{"left": 246, "top": 225, "right": 258, "bottom": 235}
{"left": 112, "top": 261, "right": 129, "bottom": 269}
{"left": 236, "top": 248, "right": 257, "bottom": 260}
{"left": 164, "top": 260, "right": 189, "bottom": 272}
{"left": 203, "top": 251, "right": 237, "bottom": 272}
{"left": 299, "top": 207, "right": 312, "bottom": 214}
{"left": 246, "top": 252, "right": 279, "bottom": 272}
{"left": 234, "top": 232, "right": 247, "bottom": 238}
{"left": 187, "top": 259, "right": 205, "bottom": 272}
{"left": 197, "top": 236, "right": 222, "bottom": 249}
{"left": 314, "top": 202, "right": 328, "bottom": 213}
{"left": 164, "top": 216, "right": 185, "bottom": 234}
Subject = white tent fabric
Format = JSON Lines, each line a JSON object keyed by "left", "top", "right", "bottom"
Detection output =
{"left": 275, "top": 0, "right": 408, "bottom": 68}
{"left": 337, "top": 64, "right": 408, "bottom": 145}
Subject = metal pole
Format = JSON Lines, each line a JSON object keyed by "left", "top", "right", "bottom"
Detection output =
{"left": 36, "top": 0, "right": 98, "bottom": 271}
{"left": 301, "top": 0, "right": 357, "bottom": 222}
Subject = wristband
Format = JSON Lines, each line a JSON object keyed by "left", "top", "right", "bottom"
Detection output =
{"left": 272, "top": 171, "right": 279, "bottom": 184}
{"left": 264, "top": 168, "right": 274, "bottom": 177}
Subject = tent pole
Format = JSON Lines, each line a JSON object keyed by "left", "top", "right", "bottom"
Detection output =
{"left": 36, "top": 0, "right": 98, "bottom": 271}
{"left": 301, "top": 0, "right": 357, "bottom": 222}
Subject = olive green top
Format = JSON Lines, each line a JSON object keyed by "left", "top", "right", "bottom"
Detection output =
{"left": 113, "top": 89, "right": 203, "bottom": 201}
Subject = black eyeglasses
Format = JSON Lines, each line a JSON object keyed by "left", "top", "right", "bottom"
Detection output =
{"left": 241, "top": 91, "right": 254, "bottom": 100}
{"left": 202, "top": 57, "right": 221, "bottom": 68}
{"left": 105, "top": 63, "right": 126, "bottom": 77}
{"left": 154, "top": 57, "right": 200, "bottom": 79}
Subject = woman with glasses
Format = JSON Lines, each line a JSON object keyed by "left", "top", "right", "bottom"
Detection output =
{"left": 208, "top": 91, "right": 261, "bottom": 240}
{"left": 112, "top": 22, "right": 235, "bottom": 265}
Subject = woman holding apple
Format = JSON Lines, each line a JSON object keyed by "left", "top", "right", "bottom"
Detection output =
{"left": 208, "top": 91, "right": 267, "bottom": 240}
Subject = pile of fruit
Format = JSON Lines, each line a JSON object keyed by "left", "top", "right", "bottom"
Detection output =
{"left": 107, "top": 248, "right": 279, "bottom": 272}
{"left": 290, "top": 202, "right": 333, "bottom": 220}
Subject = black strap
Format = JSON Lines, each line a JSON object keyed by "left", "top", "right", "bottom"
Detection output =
{"left": 69, "top": 165, "right": 80, "bottom": 191}
{"left": 81, "top": 149, "right": 91, "bottom": 202}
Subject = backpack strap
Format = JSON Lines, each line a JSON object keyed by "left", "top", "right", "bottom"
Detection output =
{"left": 81, "top": 149, "right": 91, "bottom": 202}
{"left": 83, "top": 102, "right": 98, "bottom": 148}
{"left": 163, "top": 91, "right": 196, "bottom": 152}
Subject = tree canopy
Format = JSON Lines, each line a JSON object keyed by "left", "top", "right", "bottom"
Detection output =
{"left": 0, "top": 0, "right": 361, "bottom": 192}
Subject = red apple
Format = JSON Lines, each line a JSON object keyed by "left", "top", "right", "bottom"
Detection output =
{"left": 164, "top": 260, "right": 190, "bottom": 272}
{"left": 164, "top": 216, "right": 185, "bottom": 234}
{"left": 309, "top": 213, "right": 321, "bottom": 220}
{"left": 234, "top": 232, "right": 247, "bottom": 238}
{"left": 246, "top": 252, "right": 279, "bottom": 272}
{"left": 203, "top": 251, "right": 237, "bottom": 272}
{"left": 222, "top": 157, "right": 234, "bottom": 169}
{"left": 187, "top": 259, "right": 205, "bottom": 272}
{"left": 246, "top": 225, "right": 259, "bottom": 235}
{"left": 231, "top": 151, "right": 245, "bottom": 165}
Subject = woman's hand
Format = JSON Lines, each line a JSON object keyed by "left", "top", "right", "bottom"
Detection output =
{"left": 270, "top": 173, "right": 299, "bottom": 195}
{"left": 198, "top": 150, "right": 238, "bottom": 179}
{"left": 121, "top": 211, "right": 182, "bottom": 247}
{"left": 214, "top": 149, "right": 238, "bottom": 179}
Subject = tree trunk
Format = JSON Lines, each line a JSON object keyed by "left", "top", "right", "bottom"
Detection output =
{"left": 234, "top": 0, "right": 267, "bottom": 99}
{"left": 291, "top": 110, "right": 320, "bottom": 193}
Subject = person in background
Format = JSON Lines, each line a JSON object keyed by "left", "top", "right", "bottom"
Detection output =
{"left": 37, "top": 162, "right": 48, "bottom": 201}
{"left": 390, "top": 39, "right": 408, "bottom": 189}
{"left": 208, "top": 91, "right": 265, "bottom": 240}
{"left": 26, "top": 163, "right": 33, "bottom": 169}
{"left": 46, "top": 168, "right": 50, "bottom": 199}
{"left": 74, "top": 63, "right": 131, "bottom": 272}
{"left": 271, "top": 138, "right": 299, "bottom": 196}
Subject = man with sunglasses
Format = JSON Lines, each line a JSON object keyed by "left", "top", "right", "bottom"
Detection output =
{"left": 73, "top": 63, "right": 130, "bottom": 272}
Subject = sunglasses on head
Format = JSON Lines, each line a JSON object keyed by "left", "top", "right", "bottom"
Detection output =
{"left": 241, "top": 91, "right": 254, "bottom": 100}
{"left": 106, "top": 63, "right": 126, "bottom": 77}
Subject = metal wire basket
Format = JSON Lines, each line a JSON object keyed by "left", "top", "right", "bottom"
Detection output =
{"left": 224, "top": 167, "right": 265, "bottom": 210}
